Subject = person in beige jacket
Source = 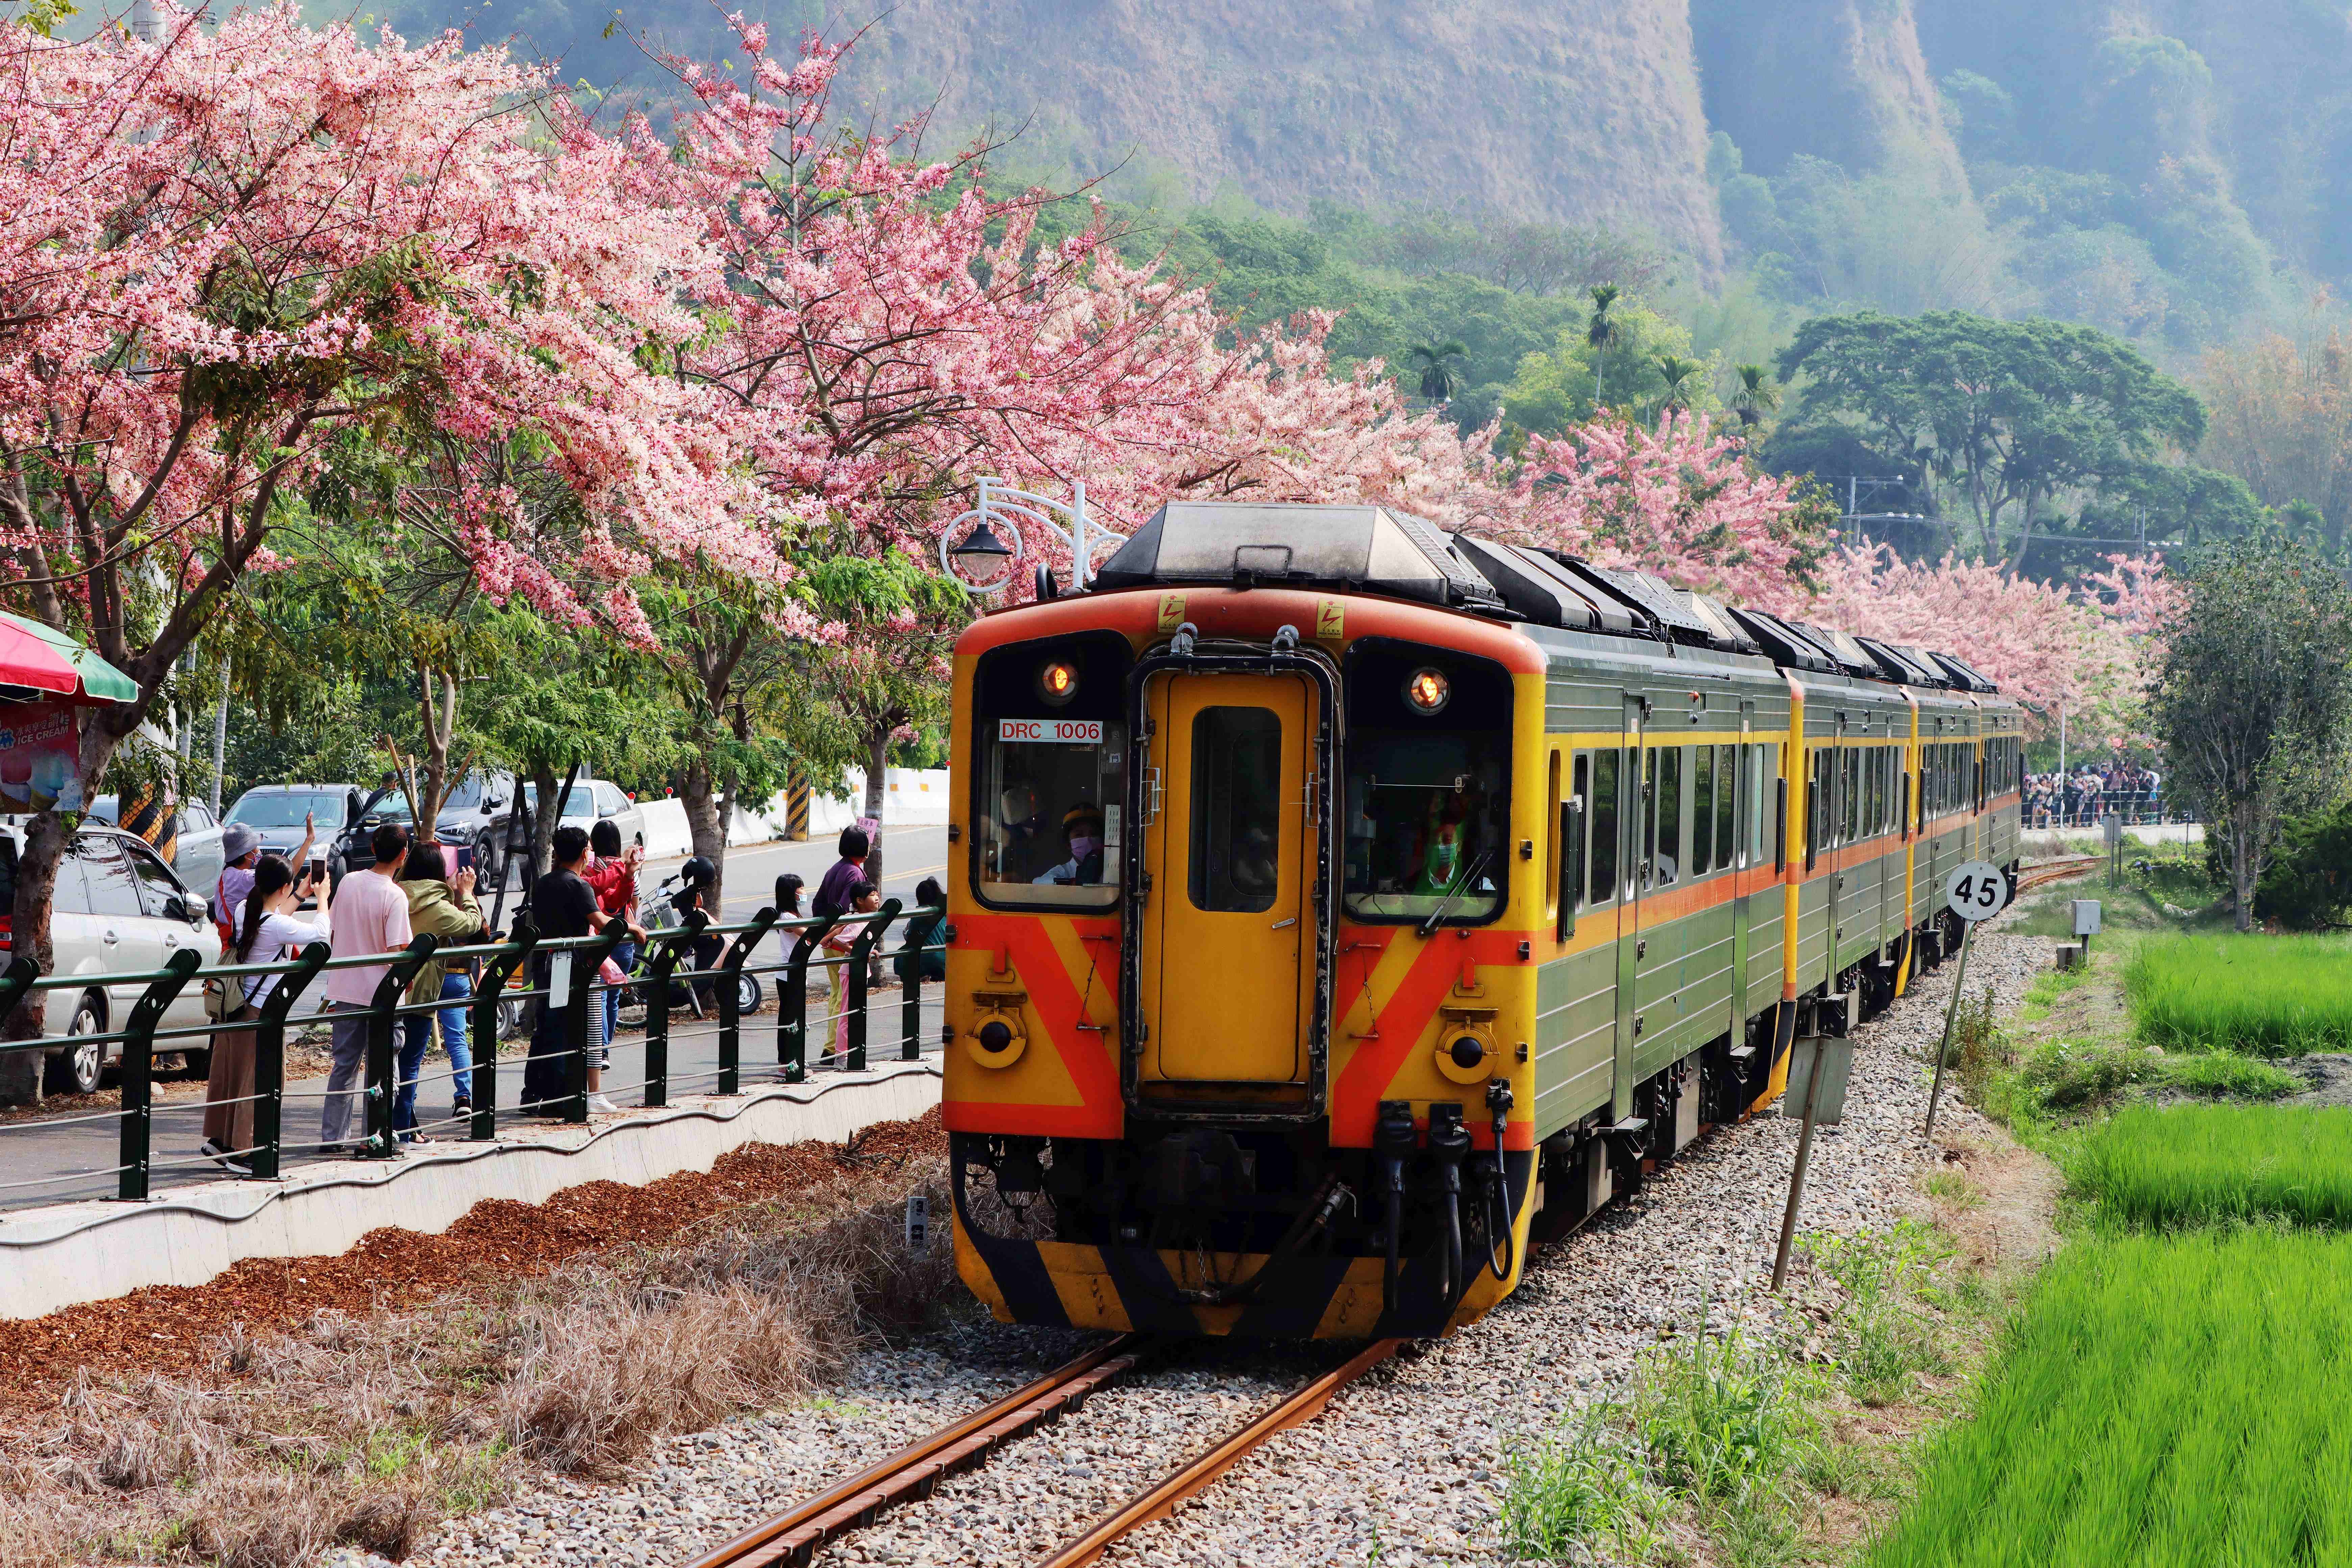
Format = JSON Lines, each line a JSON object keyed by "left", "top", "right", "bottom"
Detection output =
{"left": 394, "top": 840, "right": 484, "bottom": 1142}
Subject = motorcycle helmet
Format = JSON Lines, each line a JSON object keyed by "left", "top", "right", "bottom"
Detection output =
{"left": 682, "top": 855, "right": 716, "bottom": 888}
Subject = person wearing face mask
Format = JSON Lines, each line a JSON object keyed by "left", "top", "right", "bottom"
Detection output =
{"left": 1032, "top": 804, "right": 1106, "bottom": 886}
{"left": 1412, "top": 818, "right": 1468, "bottom": 895}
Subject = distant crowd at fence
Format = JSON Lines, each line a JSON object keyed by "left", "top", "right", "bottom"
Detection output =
{"left": 2025, "top": 763, "right": 2178, "bottom": 829}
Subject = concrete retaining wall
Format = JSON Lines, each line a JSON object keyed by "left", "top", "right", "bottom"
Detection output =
{"left": 0, "top": 1064, "right": 940, "bottom": 1321}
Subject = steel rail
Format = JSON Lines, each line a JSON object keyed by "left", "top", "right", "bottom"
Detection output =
{"left": 1030, "top": 1337, "right": 1403, "bottom": 1568}
{"left": 681, "top": 1334, "right": 1147, "bottom": 1568}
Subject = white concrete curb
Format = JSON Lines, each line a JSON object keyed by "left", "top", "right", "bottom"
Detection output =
{"left": 0, "top": 1064, "right": 941, "bottom": 1320}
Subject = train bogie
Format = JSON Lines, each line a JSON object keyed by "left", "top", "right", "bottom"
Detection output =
{"left": 941, "top": 503, "right": 2021, "bottom": 1340}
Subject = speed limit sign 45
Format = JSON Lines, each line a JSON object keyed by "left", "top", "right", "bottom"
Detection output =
{"left": 1945, "top": 860, "right": 2011, "bottom": 922}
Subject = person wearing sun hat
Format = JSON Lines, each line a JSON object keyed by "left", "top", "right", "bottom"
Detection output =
{"left": 211, "top": 814, "right": 314, "bottom": 953}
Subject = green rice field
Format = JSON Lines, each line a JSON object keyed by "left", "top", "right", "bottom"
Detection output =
{"left": 1866, "top": 1229, "right": 2352, "bottom": 1568}
{"left": 2124, "top": 933, "right": 2352, "bottom": 1054}
{"left": 2069, "top": 1105, "right": 2352, "bottom": 1230}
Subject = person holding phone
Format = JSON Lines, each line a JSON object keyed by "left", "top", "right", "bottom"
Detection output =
{"left": 395, "top": 840, "right": 484, "bottom": 1140}
{"left": 583, "top": 819, "right": 647, "bottom": 1069}
{"left": 214, "top": 811, "right": 315, "bottom": 952}
{"left": 199, "top": 852, "right": 326, "bottom": 1172}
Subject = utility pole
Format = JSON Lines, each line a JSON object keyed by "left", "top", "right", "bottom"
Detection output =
{"left": 209, "top": 654, "right": 229, "bottom": 816}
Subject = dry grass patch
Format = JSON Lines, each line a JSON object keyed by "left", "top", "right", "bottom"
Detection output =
{"left": 0, "top": 1160, "right": 957, "bottom": 1567}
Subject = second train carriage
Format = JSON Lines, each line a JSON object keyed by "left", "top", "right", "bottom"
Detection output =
{"left": 942, "top": 503, "right": 2022, "bottom": 1339}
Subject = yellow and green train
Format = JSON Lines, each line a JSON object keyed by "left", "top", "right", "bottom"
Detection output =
{"left": 941, "top": 503, "right": 2021, "bottom": 1338}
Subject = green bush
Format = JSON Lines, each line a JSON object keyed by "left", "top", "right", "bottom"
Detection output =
{"left": 1499, "top": 1404, "right": 1661, "bottom": 1564}
{"left": 2069, "top": 1104, "right": 2352, "bottom": 1230}
{"left": 1801, "top": 1224, "right": 1955, "bottom": 1406}
{"left": 2255, "top": 800, "right": 2352, "bottom": 931}
{"left": 2156, "top": 1053, "right": 2300, "bottom": 1101}
{"left": 1632, "top": 1323, "right": 1822, "bottom": 1505}
{"left": 2125, "top": 933, "right": 2352, "bottom": 1054}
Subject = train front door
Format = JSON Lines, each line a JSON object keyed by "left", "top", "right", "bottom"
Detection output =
{"left": 1137, "top": 672, "right": 1314, "bottom": 1087}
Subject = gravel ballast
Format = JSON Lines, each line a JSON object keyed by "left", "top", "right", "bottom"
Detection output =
{"left": 415, "top": 925, "right": 2053, "bottom": 1568}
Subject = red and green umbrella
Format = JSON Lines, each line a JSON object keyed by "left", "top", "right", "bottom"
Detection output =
{"left": 0, "top": 611, "right": 137, "bottom": 705}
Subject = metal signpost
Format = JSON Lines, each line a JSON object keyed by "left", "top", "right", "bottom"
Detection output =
{"left": 1770, "top": 1028, "right": 1855, "bottom": 1292}
{"left": 1924, "top": 860, "right": 2012, "bottom": 1141}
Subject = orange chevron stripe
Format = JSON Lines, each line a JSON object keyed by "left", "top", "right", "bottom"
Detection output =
{"left": 1329, "top": 924, "right": 1529, "bottom": 1148}
{"left": 953, "top": 911, "right": 1125, "bottom": 1137}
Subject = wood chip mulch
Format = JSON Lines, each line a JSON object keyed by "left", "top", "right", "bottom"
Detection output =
{"left": 0, "top": 1107, "right": 946, "bottom": 1416}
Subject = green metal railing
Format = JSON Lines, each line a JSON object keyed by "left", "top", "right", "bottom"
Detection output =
{"left": 0, "top": 898, "right": 946, "bottom": 1206}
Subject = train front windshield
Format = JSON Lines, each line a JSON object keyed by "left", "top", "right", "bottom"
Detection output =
{"left": 1342, "top": 732, "right": 1508, "bottom": 922}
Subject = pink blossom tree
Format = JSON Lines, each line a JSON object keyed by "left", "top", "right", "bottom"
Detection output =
{"left": 0, "top": 4, "right": 755, "bottom": 1078}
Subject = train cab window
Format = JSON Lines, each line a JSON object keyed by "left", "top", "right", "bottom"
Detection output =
{"left": 1588, "top": 750, "right": 1620, "bottom": 907}
{"left": 1342, "top": 645, "right": 1509, "bottom": 926}
{"left": 971, "top": 636, "right": 1127, "bottom": 910}
{"left": 975, "top": 724, "right": 1125, "bottom": 907}
{"left": 1715, "top": 744, "right": 1736, "bottom": 872}
{"left": 1645, "top": 745, "right": 1682, "bottom": 887}
{"left": 1703, "top": 748, "right": 1721, "bottom": 879}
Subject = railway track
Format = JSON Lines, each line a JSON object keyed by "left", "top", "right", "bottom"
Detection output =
{"left": 684, "top": 858, "right": 2092, "bottom": 1568}
{"left": 682, "top": 1336, "right": 1400, "bottom": 1568}
{"left": 2017, "top": 854, "right": 2103, "bottom": 893}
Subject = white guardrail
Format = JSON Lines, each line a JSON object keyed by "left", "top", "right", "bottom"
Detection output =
{"left": 639, "top": 768, "right": 951, "bottom": 858}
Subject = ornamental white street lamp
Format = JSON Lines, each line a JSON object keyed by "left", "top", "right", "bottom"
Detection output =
{"left": 939, "top": 477, "right": 1126, "bottom": 595}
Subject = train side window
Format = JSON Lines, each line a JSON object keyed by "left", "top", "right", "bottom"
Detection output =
{"left": 1715, "top": 744, "right": 1736, "bottom": 872}
{"left": 1561, "top": 753, "right": 1589, "bottom": 939}
{"left": 1871, "top": 749, "right": 1887, "bottom": 837}
{"left": 1691, "top": 746, "right": 1714, "bottom": 878}
{"left": 1805, "top": 749, "right": 1824, "bottom": 869}
{"left": 1838, "top": 748, "right": 1853, "bottom": 843}
{"left": 1544, "top": 749, "right": 1562, "bottom": 926}
{"left": 1588, "top": 749, "right": 1618, "bottom": 908}
{"left": 1649, "top": 745, "right": 1681, "bottom": 886}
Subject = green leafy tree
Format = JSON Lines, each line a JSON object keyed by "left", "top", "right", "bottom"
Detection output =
{"left": 1652, "top": 354, "right": 1704, "bottom": 414}
{"left": 1406, "top": 341, "right": 1468, "bottom": 402}
{"left": 1777, "top": 311, "right": 2209, "bottom": 576}
{"left": 1585, "top": 284, "right": 1623, "bottom": 408}
{"left": 1504, "top": 296, "right": 1703, "bottom": 435}
{"left": 1730, "top": 364, "right": 1780, "bottom": 430}
{"left": 2150, "top": 535, "right": 2352, "bottom": 931}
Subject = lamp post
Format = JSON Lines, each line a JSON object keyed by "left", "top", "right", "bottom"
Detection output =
{"left": 940, "top": 477, "right": 1125, "bottom": 596}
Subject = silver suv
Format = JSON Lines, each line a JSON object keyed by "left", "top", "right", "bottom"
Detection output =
{"left": 0, "top": 823, "right": 220, "bottom": 1094}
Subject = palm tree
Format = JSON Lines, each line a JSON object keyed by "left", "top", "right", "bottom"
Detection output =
{"left": 1585, "top": 283, "right": 1622, "bottom": 411}
{"left": 1654, "top": 353, "right": 1703, "bottom": 414}
{"left": 1731, "top": 364, "right": 1780, "bottom": 429}
{"left": 1406, "top": 341, "right": 1469, "bottom": 402}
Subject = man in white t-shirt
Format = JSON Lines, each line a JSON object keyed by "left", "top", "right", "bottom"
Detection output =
{"left": 317, "top": 825, "right": 413, "bottom": 1152}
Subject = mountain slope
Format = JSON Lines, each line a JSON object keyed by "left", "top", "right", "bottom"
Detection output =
{"left": 820, "top": 0, "right": 1725, "bottom": 269}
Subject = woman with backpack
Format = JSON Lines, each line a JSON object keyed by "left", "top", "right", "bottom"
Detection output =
{"left": 201, "top": 854, "right": 327, "bottom": 1173}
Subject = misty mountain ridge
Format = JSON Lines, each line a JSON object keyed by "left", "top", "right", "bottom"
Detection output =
{"left": 348, "top": 0, "right": 2351, "bottom": 359}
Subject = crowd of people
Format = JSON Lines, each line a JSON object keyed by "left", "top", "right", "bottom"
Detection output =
{"left": 190, "top": 815, "right": 919, "bottom": 1175}
{"left": 2025, "top": 761, "right": 2167, "bottom": 829}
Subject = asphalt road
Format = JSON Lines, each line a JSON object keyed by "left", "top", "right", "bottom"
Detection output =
{"left": 0, "top": 825, "right": 952, "bottom": 1212}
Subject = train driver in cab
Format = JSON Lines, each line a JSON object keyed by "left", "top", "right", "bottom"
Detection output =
{"left": 1032, "top": 803, "right": 1107, "bottom": 886}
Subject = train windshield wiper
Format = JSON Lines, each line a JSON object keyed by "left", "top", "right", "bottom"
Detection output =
{"left": 1418, "top": 849, "right": 1494, "bottom": 939}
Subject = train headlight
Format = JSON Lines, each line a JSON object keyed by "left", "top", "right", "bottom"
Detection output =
{"left": 964, "top": 1008, "right": 1028, "bottom": 1069}
{"left": 1403, "top": 667, "right": 1451, "bottom": 715}
{"left": 1434, "top": 1028, "right": 1497, "bottom": 1085}
{"left": 1037, "top": 660, "right": 1080, "bottom": 706}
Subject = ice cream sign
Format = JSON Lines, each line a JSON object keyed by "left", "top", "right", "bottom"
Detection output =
{"left": 0, "top": 700, "right": 81, "bottom": 814}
